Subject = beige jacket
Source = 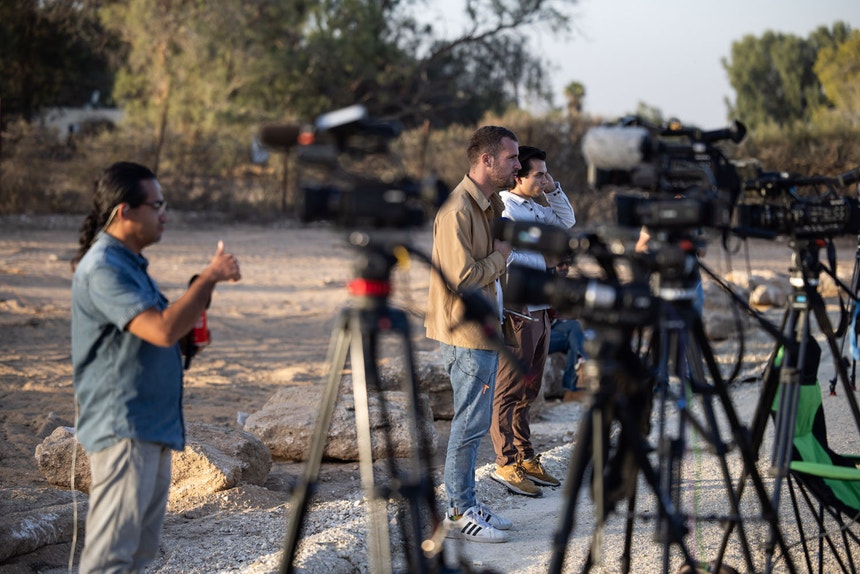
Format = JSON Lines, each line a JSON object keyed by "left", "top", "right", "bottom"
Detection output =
{"left": 424, "top": 175, "right": 507, "bottom": 349}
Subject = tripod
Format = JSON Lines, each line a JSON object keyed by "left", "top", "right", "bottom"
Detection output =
{"left": 548, "top": 237, "right": 790, "bottom": 574}
{"left": 279, "top": 235, "right": 446, "bottom": 574}
{"left": 723, "top": 238, "right": 860, "bottom": 573}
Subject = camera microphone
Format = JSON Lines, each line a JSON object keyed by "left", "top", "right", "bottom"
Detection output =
{"left": 258, "top": 123, "right": 314, "bottom": 150}
{"left": 582, "top": 125, "right": 652, "bottom": 170}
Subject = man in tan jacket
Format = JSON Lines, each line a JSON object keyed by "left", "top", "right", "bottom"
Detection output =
{"left": 425, "top": 125, "right": 519, "bottom": 543}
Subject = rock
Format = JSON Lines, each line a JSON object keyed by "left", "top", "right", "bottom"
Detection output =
{"left": 723, "top": 269, "right": 787, "bottom": 291}
{"left": 541, "top": 353, "right": 566, "bottom": 399}
{"left": 171, "top": 422, "right": 272, "bottom": 502}
{"left": 704, "top": 311, "right": 739, "bottom": 341}
{"left": 243, "top": 386, "right": 438, "bottom": 461}
{"left": 818, "top": 272, "right": 846, "bottom": 298}
{"left": 750, "top": 282, "right": 790, "bottom": 307}
{"left": 34, "top": 426, "right": 92, "bottom": 493}
{"left": 379, "top": 350, "right": 454, "bottom": 419}
{"left": 0, "top": 487, "right": 87, "bottom": 562}
{"left": 34, "top": 423, "right": 271, "bottom": 503}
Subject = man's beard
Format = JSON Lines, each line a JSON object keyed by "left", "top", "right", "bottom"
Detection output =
{"left": 492, "top": 171, "right": 516, "bottom": 191}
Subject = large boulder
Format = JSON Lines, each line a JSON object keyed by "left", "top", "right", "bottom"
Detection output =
{"left": 34, "top": 423, "right": 271, "bottom": 503}
{"left": 243, "top": 386, "right": 438, "bottom": 461}
{"left": 379, "top": 349, "right": 454, "bottom": 419}
{"left": 0, "top": 487, "right": 87, "bottom": 562}
{"left": 170, "top": 422, "right": 272, "bottom": 502}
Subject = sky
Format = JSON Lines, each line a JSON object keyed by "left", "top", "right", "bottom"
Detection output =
{"left": 428, "top": 0, "right": 860, "bottom": 128}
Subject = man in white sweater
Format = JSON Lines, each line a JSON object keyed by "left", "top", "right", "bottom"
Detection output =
{"left": 490, "top": 145, "right": 576, "bottom": 497}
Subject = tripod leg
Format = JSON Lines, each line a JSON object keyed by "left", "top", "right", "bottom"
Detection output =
{"left": 348, "top": 315, "right": 394, "bottom": 574}
{"left": 620, "top": 489, "right": 637, "bottom": 574}
{"left": 809, "top": 289, "right": 860, "bottom": 436}
{"left": 684, "top": 319, "right": 759, "bottom": 573}
{"left": 280, "top": 309, "right": 354, "bottom": 574}
{"left": 352, "top": 306, "right": 442, "bottom": 574}
{"left": 383, "top": 311, "right": 446, "bottom": 568}
{"left": 689, "top": 311, "right": 800, "bottom": 574}
{"left": 547, "top": 394, "right": 598, "bottom": 574}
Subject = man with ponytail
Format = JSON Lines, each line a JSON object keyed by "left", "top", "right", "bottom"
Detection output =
{"left": 70, "top": 161, "right": 241, "bottom": 572}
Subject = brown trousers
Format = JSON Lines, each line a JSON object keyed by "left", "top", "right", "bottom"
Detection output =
{"left": 491, "top": 308, "right": 550, "bottom": 467}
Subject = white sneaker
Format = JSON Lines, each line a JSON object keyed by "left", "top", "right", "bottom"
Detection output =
{"left": 443, "top": 506, "right": 509, "bottom": 543}
{"left": 473, "top": 501, "right": 512, "bottom": 530}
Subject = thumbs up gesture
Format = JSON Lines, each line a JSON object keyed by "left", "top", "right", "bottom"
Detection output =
{"left": 209, "top": 240, "right": 241, "bottom": 282}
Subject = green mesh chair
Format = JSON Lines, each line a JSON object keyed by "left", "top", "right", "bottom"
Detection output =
{"left": 769, "top": 342, "right": 860, "bottom": 573}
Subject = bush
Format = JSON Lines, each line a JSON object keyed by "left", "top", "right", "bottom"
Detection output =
{"left": 3, "top": 113, "right": 858, "bottom": 223}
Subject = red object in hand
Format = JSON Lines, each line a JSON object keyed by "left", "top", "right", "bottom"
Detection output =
{"left": 192, "top": 311, "right": 210, "bottom": 346}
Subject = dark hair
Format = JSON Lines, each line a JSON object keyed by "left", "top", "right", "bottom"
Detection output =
{"left": 72, "top": 161, "right": 157, "bottom": 269}
{"left": 516, "top": 145, "right": 547, "bottom": 178}
{"left": 467, "top": 126, "right": 518, "bottom": 166}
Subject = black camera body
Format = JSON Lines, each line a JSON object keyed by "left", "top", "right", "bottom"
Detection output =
{"left": 298, "top": 177, "right": 426, "bottom": 229}
{"left": 494, "top": 218, "right": 656, "bottom": 322}
{"left": 260, "top": 105, "right": 427, "bottom": 230}
{"left": 505, "top": 264, "right": 657, "bottom": 326}
{"left": 733, "top": 170, "right": 860, "bottom": 240}
{"left": 582, "top": 117, "right": 747, "bottom": 234}
{"left": 615, "top": 194, "right": 727, "bottom": 230}
{"left": 734, "top": 197, "right": 860, "bottom": 240}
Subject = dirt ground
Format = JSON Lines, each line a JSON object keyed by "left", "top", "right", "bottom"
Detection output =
{"left": 2, "top": 214, "right": 860, "bottom": 572}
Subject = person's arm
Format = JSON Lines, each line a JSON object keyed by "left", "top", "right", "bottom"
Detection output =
{"left": 539, "top": 178, "right": 576, "bottom": 228}
{"left": 506, "top": 248, "right": 549, "bottom": 271}
{"left": 502, "top": 193, "right": 563, "bottom": 269}
{"left": 127, "top": 241, "right": 240, "bottom": 347}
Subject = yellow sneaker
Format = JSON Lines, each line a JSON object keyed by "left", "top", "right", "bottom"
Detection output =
{"left": 521, "top": 455, "right": 561, "bottom": 487}
{"left": 491, "top": 462, "right": 542, "bottom": 497}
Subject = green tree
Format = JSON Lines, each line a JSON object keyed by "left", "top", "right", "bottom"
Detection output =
{"left": 101, "top": 0, "right": 308, "bottom": 171}
{"left": 0, "top": 0, "right": 119, "bottom": 122}
{"left": 814, "top": 29, "right": 860, "bottom": 124}
{"left": 722, "top": 22, "right": 851, "bottom": 129}
{"left": 101, "top": 0, "right": 577, "bottom": 132}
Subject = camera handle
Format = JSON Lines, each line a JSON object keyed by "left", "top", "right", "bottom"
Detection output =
{"left": 279, "top": 238, "right": 445, "bottom": 574}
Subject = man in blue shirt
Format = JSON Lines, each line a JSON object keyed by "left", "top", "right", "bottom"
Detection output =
{"left": 71, "top": 161, "right": 241, "bottom": 572}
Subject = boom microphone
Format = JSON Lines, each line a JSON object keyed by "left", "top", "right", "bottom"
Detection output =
{"left": 582, "top": 125, "right": 651, "bottom": 170}
{"left": 257, "top": 123, "right": 313, "bottom": 150}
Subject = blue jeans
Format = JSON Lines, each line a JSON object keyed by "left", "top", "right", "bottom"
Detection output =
{"left": 439, "top": 342, "right": 498, "bottom": 513}
{"left": 548, "top": 319, "right": 586, "bottom": 391}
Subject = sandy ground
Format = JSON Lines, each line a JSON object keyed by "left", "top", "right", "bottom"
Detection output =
{"left": 2, "top": 214, "right": 860, "bottom": 573}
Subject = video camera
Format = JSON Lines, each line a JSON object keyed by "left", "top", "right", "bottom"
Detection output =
{"left": 494, "top": 219, "right": 657, "bottom": 322}
{"left": 258, "top": 105, "right": 427, "bottom": 229}
{"left": 732, "top": 168, "right": 860, "bottom": 240}
{"left": 582, "top": 117, "right": 747, "bottom": 231}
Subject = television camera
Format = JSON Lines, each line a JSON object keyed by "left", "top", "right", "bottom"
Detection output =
{"left": 733, "top": 167, "right": 860, "bottom": 240}
{"left": 258, "top": 105, "right": 426, "bottom": 229}
{"left": 494, "top": 219, "right": 658, "bottom": 325}
{"left": 582, "top": 117, "right": 747, "bottom": 231}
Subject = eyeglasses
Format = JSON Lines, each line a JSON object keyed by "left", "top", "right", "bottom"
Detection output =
{"left": 141, "top": 200, "right": 168, "bottom": 214}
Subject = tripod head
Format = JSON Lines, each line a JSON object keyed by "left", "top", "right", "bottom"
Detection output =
{"left": 342, "top": 230, "right": 412, "bottom": 309}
